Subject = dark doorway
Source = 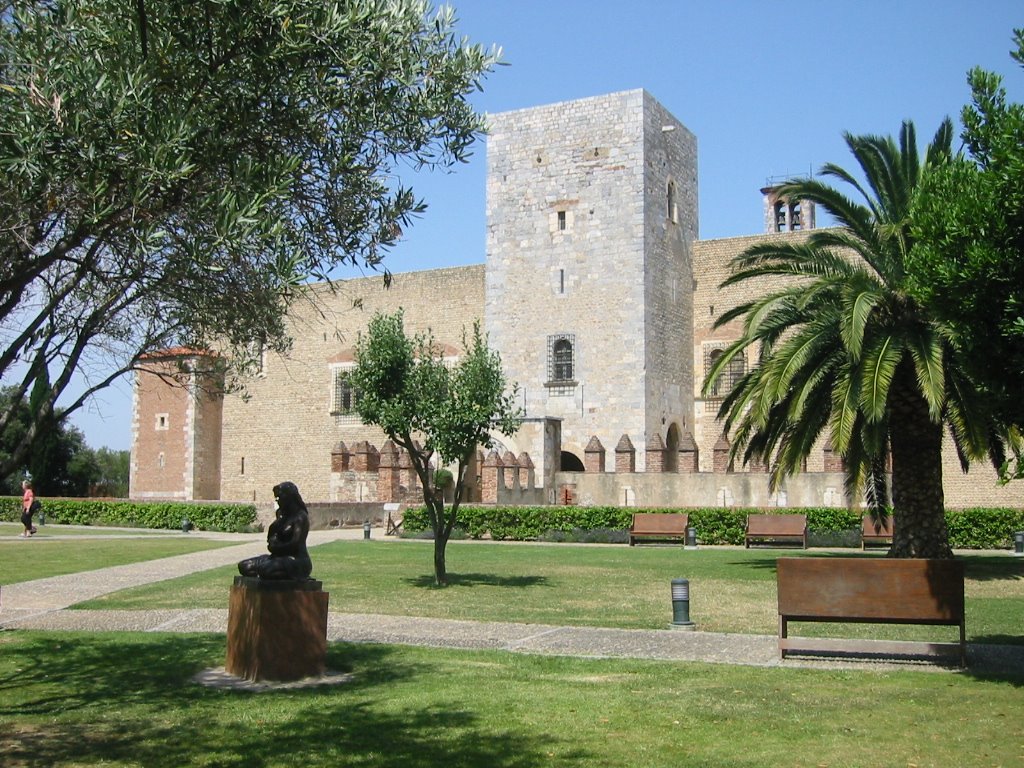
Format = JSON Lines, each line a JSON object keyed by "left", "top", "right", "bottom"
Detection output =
{"left": 560, "top": 451, "right": 584, "bottom": 472}
{"left": 665, "top": 423, "right": 680, "bottom": 473}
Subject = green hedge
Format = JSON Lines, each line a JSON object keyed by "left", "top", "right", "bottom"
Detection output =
{"left": 0, "top": 496, "right": 258, "bottom": 532}
{"left": 403, "top": 505, "right": 1024, "bottom": 549}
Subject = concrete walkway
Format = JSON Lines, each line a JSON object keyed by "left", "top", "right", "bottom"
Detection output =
{"left": 2, "top": 527, "right": 1022, "bottom": 675}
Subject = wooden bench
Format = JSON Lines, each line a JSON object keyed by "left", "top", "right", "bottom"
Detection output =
{"left": 861, "top": 514, "right": 894, "bottom": 549}
{"left": 777, "top": 557, "right": 966, "bottom": 666}
{"left": 628, "top": 512, "right": 689, "bottom": 546}
{"left": 745, "top": 514, "right": 807, "bottom": 548}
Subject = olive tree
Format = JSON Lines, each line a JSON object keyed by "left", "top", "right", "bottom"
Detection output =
{"left": 351, "top": 310, "right": 521, "bottom": 585}
{"left": 0, "top": 0, "right": 500, "bottom": 481}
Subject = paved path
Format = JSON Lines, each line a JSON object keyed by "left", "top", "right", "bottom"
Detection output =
{"left": 2, "top": 527, "right": 1022, "bottom": 675}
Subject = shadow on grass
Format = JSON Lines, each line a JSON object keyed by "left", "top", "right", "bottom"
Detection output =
{"left": 403, "top": 572, "right": 551, "bottom": 589}
{"left": 0, "top": 631, "right": 583, "bottom": 767}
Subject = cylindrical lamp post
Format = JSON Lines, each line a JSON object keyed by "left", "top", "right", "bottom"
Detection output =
{"left": 363, "top": 520, "right": 372, "bottom": 540}
{"left": 1014, "top": 531, "right": 1023, "bottom": 556}
{"left": 670, "top": 578, "right": 696, "bottom": 630}
{"left": 685, "top": 525, "right": 698, "bottom": 549}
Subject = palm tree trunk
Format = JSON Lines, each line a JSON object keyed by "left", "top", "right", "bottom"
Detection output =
{"left": 888, "top": 361, "right": 953, "bottom": 559}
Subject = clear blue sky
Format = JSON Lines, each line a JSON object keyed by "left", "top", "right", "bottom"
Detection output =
{"left": 70, "top": 0, "right": 1024, "bottom": 450}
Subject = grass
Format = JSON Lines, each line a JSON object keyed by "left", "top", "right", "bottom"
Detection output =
{"left": 0, "top": 530, "right": 239, "bottom": 583}
{"left": 4, "top": 536, "right": 1024, "bottom": 766}
{"left": 1, "top": 521, "right": 185, "bottom": 537}
{"left": 72, "top": 539, "right": 1024, "bottom": 645}
{"left": 1, "top": 630, "right": 1022, "bottom": 768}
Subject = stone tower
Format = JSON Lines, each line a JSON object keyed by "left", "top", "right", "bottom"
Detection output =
{"left": 484, "top": 90, "right": 698, "bottom": 472}
{"left": 130, "top": 349, "right": 223, "bottom": 500}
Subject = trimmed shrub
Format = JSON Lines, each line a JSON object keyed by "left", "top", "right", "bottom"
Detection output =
{"left": 0, "top": 496, "right": 258, "bottom": 532}
{"left": 401, "top": 503, "right": 1024, "bottom": 549}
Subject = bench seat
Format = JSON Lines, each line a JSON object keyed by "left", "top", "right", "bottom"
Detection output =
{"left": 861, "top": 514, "right": 894, "bottom": 550}
{"left": 628, "top": 512, "right": 689, "bottom": 546}
{"left": 745, "top": 514, "right": 807, "bottom": 549}
{"left": 777, "top": 557, "right": 966, "bottom": 666}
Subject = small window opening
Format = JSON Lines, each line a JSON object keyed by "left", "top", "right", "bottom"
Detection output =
{"left": 557, "top": 210, "right": 566, "bottom": 231}
{"left": 667, "top": 181, "right": 678, "bottom": 223}
{"left": 559, "top": 269, "right": 565, "bottom": 294}
{"left": 240, "top": 456, "right": 246, "bottom": 476}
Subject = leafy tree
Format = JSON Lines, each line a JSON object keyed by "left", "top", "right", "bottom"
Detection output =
{"left": 705, "top": 121, "right": 1012, "bottom": 559}
{"left": 910, "top": 29, "right": 1024, "bottom": 477}
{"left": 0, "top": 384, "right": 123, "bottom": 495}
{"left": 351, "top": 311, "right": 521, "bottom": 585}
{"left": 0, "top": 0, "right": 500, "bottom": 480}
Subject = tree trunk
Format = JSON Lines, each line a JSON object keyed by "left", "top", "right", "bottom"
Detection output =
{"left": 432, "top": 533, "right": 448, "bottom": 586}
{"left": 887, "top": 361, "right": 953, "bottom": 559}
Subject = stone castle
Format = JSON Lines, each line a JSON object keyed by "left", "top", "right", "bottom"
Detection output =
{"left": 129, "top": 90, "right": 1020, "bottom": 511}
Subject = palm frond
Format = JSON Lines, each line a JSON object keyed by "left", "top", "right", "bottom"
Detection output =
{"left": 859, "top": 333, "right": 904, "bottom": 423}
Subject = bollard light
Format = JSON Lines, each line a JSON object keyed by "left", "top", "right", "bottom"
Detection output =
{"left": 1014, "top": 531, "right": 1024, "bottom": 556}
{"left": 670, "top": 578, "right": 695, "bottom": 630}
{"left": 685, "top": 525, "right": 697, "bottom": 549}
{"left": 38, "top": 510, "right": 45, "bottom": 526}
{"left": 363, "top": 520, "right": 372, "bottom": 540}
{"left": 182, "top": 517, "right": 191, "bottom": 533}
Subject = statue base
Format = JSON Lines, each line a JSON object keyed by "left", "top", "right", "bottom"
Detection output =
{"left": 225, "top": 576, "right": 329, "bottom": 682}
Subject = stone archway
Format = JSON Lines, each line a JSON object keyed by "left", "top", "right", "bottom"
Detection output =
{"left": 560, "top": 451, "right": 584, "bottom": 472}
{"left": 665, "top": 423, "right": 680, "bottom": 473}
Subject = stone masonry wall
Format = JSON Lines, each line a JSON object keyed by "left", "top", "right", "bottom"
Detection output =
{"left": 218, "top": 265, "right": 485, "bottom": 504}
{"left": 485, "top": 89, "right": 697, "bottom": 474}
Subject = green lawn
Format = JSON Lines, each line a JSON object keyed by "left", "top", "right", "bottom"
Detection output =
{"left": 1, "top": 631, "right": 1021, "bottom": 768}
{"left": 4, "top": 537, "right": 1024, "bottom": 767}
{"left": 0, "top": 529, "right": 239, "bottom": 583}
{"left": 72, "top": 539, "right": 1024, "bottom": 645}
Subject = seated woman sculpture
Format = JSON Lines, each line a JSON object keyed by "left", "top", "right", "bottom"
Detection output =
{"left": 238, "top": 481, "right": 313, "bottom": 580}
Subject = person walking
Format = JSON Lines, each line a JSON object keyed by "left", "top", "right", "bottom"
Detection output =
{"left": 20, "top": 479, "right": 38, "bottom": 537}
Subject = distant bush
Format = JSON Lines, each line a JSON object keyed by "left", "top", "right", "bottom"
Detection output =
{"left": 0, "top": 496, "right": 258, "bottom": 532}
{"left": 402, "top": 504, "right": 1023, "bottom": 549}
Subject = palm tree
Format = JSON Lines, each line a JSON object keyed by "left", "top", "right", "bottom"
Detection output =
{"left": 704, "top": 120, "right": 1010, "bottom": 558}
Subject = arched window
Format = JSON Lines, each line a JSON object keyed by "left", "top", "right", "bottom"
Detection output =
{"left": 705, "top": 348, "right": 746, "bottom": 399}
{"left": 553, "top": 338, "right": 573, "bottom": 381}
{"left": 331, "top": 368, "right": 360, "bottom": 415}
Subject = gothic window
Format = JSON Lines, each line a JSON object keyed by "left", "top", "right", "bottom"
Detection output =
{"left": 790, "top": 202, "right": 803, "bottom": 230}
{"left": 774, "top": 201, "right": 787, "bottom": 231}
{"left": 704, "top": 348, "right": 746, "bottom": 399}
{"left": 546, "top": 334, "right": 576, "bottom": 395}
{"left": 330, "top": 367, "right": 360, "bottom": 416}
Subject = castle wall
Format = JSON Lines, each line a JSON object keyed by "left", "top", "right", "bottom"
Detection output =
{"left": 218, "top": 265, "right": 485, "bottom": 504}
{"left": 642, "top": 93, "right": 698, "bottom": 464}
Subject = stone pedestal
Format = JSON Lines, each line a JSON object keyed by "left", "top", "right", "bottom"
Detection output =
{"left": 225, "top": 576, "right": 329, "bottom": 682}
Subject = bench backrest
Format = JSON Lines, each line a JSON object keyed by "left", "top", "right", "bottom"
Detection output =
{"left": 630, "top": 512, "right": 688, "bottom": 533}
{"left": 746, "top": 514, "right": 806, "bottom": 535}
{"left": 777, "top": 557, "right": 965, "bottom": 622}
{"left": 861, "top": 514, "right": 894, "bottom": 537}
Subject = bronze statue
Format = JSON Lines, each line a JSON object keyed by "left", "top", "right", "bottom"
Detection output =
{"left": 238, "top": 481, "right": 313, "bottom": 580}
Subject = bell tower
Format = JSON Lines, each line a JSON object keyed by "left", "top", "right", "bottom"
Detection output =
{"left": 761, "top": 181, "right": 816, "bottom": 233}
